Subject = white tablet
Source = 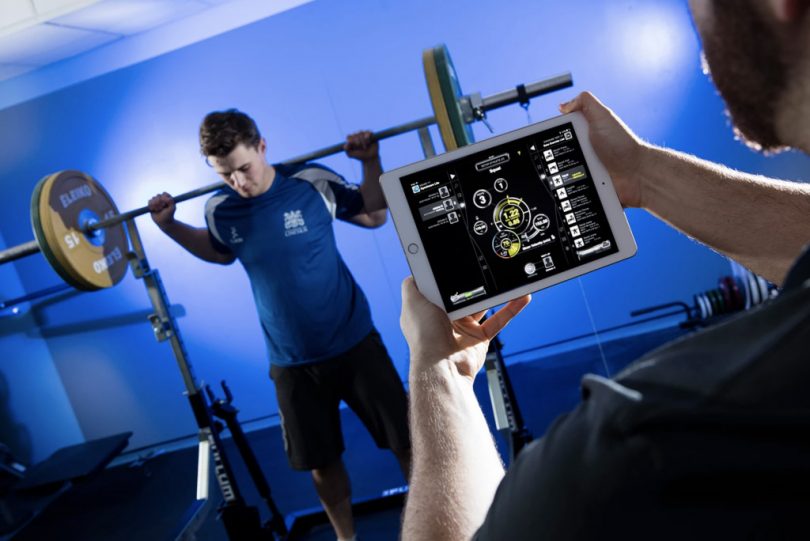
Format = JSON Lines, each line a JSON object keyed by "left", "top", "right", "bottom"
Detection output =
{"left": 381, "top": 112, "right": 637, "bottom": 319}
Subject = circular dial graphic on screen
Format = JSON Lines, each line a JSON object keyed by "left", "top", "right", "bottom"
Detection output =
{"left": 493, "top": 196, "right": 531, "bottom": 234}
{"left": 473, "top": 189, "right": 492, "bottom": 208}
{"left": 492, "top": 230, "right": 521, "bottom": 259}
{"left": 533, "top": 213, "right": 550, "bottom": 231}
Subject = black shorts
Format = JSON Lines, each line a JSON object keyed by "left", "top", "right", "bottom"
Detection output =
{"left": 270, "top": 329, "right": 410, "bottom": 471}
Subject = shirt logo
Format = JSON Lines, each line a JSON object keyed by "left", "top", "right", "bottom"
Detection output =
{"left": 283, "top": 210, "right": 308, "bottom": 237}
{"left": 230, "top": 226, "right": 244, "bottom": 244}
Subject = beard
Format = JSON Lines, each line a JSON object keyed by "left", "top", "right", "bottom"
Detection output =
{"left": 698, "top": 0, "right": 790, "bottom": 153}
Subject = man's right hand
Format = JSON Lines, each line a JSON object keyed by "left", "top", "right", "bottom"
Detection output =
{"left": 559, "top": 92, "right": 648, "bottom": 209}
{"left": 148, "top": 192, "right": 176, "bottom": 228}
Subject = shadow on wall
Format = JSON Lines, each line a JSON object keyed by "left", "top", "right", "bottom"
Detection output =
{"left": 0, "top": 290, "right": 82, "bottom": 339}
{"left": 0, "top": 289, "right": 184, "bottom": 340}
{"left": 0, "top": 371, "right": 33, "bottom": 464}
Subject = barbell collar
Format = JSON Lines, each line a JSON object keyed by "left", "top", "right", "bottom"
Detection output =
{"left": 480, "top": 73, "right": 573, "bottom": 113}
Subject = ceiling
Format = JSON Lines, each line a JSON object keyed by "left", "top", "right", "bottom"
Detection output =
{"left": 0, "top": 0, "right": 311, "bottom": 89}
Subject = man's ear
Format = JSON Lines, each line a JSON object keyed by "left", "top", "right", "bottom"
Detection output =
{"left": 259, "top": 138, "right": 267, "bottom": 155}
{"left": 769, "top": 0, "right": 810, "bottom": 22}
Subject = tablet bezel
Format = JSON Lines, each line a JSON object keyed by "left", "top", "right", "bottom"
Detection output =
{"left": 381, "top": 112, "right": 637, "bottom": 320}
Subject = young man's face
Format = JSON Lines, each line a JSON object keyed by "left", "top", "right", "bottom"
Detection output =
{"left": 208, "top": 140, "right": 272, "bottom": 198}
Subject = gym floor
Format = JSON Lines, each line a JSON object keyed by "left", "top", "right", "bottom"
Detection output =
{"left": 5, "top": 325, "right": 685, "bottom": 540}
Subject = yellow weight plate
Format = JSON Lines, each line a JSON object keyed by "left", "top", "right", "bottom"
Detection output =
{"left": 31, "top": 171, "right": 129, "bottom": 291}
{"left": 423, "top": 47, "right": 460, "bottom": 152}
{"left": 433, "top": 44, "right": 474, "bottom": 148}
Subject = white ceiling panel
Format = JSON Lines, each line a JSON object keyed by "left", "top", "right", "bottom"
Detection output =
{"left": 0, "top": 23, "right": 119, "bottom": 66}
{"left": 0, "top": 0, "right": 37, "bottom": 28}
{"left": 32, "top": 0, "right": 101, "bottom": 14}
{"left": 53, "top": 0, "right": 211, "bottom": 36}
{"left": 0, "top": 0, "right": 314, "bottom": 109}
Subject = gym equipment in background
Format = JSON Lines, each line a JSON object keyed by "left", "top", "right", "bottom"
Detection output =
{"left": 630, "top": 267, "right": 777, "bottom": 328}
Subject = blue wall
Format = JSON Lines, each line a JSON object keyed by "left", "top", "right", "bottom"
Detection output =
{"left": 2, "top": 0, "right": 809, "bottom": 456}
{"left": 0, "top": 230, "right": 84, "bottom": 463}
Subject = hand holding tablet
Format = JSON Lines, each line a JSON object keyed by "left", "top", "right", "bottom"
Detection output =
{"left": 382, "top": 112, "right": 637, "bottom": 319}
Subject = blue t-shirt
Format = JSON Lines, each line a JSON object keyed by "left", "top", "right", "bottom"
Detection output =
{"left": 204, "top": 162, "right": 373, "bottom": 366}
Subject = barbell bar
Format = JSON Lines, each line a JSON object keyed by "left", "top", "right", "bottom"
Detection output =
{"left": 84, "top": 115, "right": 440, "bottom": 234}
{"left": 0, "top": 44, "right": 573, "bottom": 291}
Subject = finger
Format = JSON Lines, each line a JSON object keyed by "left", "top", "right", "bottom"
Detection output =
{"left": 471, "top": 309, "right": 488, "bottom": 323}
{"left": 480, "top": 295, "right": 531, "bottom": 339}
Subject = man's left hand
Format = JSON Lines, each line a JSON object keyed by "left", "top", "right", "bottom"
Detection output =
{"left": 401, "top": 277, "right": 531, "bottom": 382}
{"left": 345, "top": 130, "right": 379, "bottom": 162}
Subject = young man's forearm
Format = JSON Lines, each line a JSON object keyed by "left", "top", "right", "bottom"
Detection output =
{"left": 159, "top": 221, "right": 233, "bottom": 264}
{"left": 638, "top": 145, "right": 810, "bottom": 284}
{"left": 403, "top": 360, "right": 505, "bottom": 541}
{"left": 359, "top": 156, "right": 386, "bottom": 212}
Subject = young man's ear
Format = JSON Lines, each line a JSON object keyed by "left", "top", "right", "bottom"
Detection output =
{"left": 769, "top": 0, "right": 810, "bottom": 22}
{"left": 259, "top": 138, "right": 267, "bottom": 155}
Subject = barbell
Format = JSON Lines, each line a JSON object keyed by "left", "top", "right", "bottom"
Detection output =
{"left": 0, "top": 44, "right": 572, "bottom": 292}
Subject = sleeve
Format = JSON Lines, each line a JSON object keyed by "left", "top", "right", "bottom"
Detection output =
{"left": 471, "top": 418, "right": 571, "bottom": 540}
{"left": 204, "top": 194, "right": 234, "bottom": 255}
{"left": 290, "top": 164, "right": 365, "bottom": 221}
{"left": 473, "top": 376, "right": 645, "bottom": 540}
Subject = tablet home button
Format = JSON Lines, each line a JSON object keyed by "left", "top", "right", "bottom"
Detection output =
{"left": 407, "top": 243, "right": 419, "bottom": 254}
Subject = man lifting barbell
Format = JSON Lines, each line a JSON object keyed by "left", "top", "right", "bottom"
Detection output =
{"left": 148, "top": 110, "right": 410, "bottom": 541}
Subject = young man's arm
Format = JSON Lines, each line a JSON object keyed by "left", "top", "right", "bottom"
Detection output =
{"left": 148, "top": 192, "right": 236, "bottom": 264}
{"left": 560, "top": 92, "right": 810, "bottom": 285}
{"left": 345, "top": 130, "right": 388, "bottom": 228}
{"left": 400, "top": 278, "right": 530, "bottom": 541}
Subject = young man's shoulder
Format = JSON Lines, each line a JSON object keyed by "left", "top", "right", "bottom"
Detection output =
{"left": 276, "top": 162, "right": 347, "bottom": 185}
{"left": 205, "top": 186, "right": 241, "bottom": 211}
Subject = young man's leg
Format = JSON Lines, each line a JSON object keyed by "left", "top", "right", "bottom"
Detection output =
{"left": 339, "top": 330, "right": 412, "bottom": 482}
{"left": 312, "top": 458, "right": 355, "bottom": 540}
{"left": 270, "top": 362, "right": 355, "bottom": 539}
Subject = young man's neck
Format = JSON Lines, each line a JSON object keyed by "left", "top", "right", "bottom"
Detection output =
{"left": 256, "top": 163, "right": 277, "bottom": 196}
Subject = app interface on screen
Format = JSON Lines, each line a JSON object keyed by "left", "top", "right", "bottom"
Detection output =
{"left": 401, "top": 122, "right": 619, "bottom": 311}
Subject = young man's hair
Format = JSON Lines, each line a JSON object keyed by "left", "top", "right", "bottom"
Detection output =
{"left": 199, "top": 109, "right": 262, "bottom": 157}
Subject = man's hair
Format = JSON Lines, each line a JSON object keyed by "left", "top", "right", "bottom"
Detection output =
{"left": 199, "top": 109, "right": 262, "bottom": 157}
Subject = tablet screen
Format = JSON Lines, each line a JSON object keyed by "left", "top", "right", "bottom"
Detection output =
{"left": 400, "top": 122, "right": 619, "bottom": 311}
